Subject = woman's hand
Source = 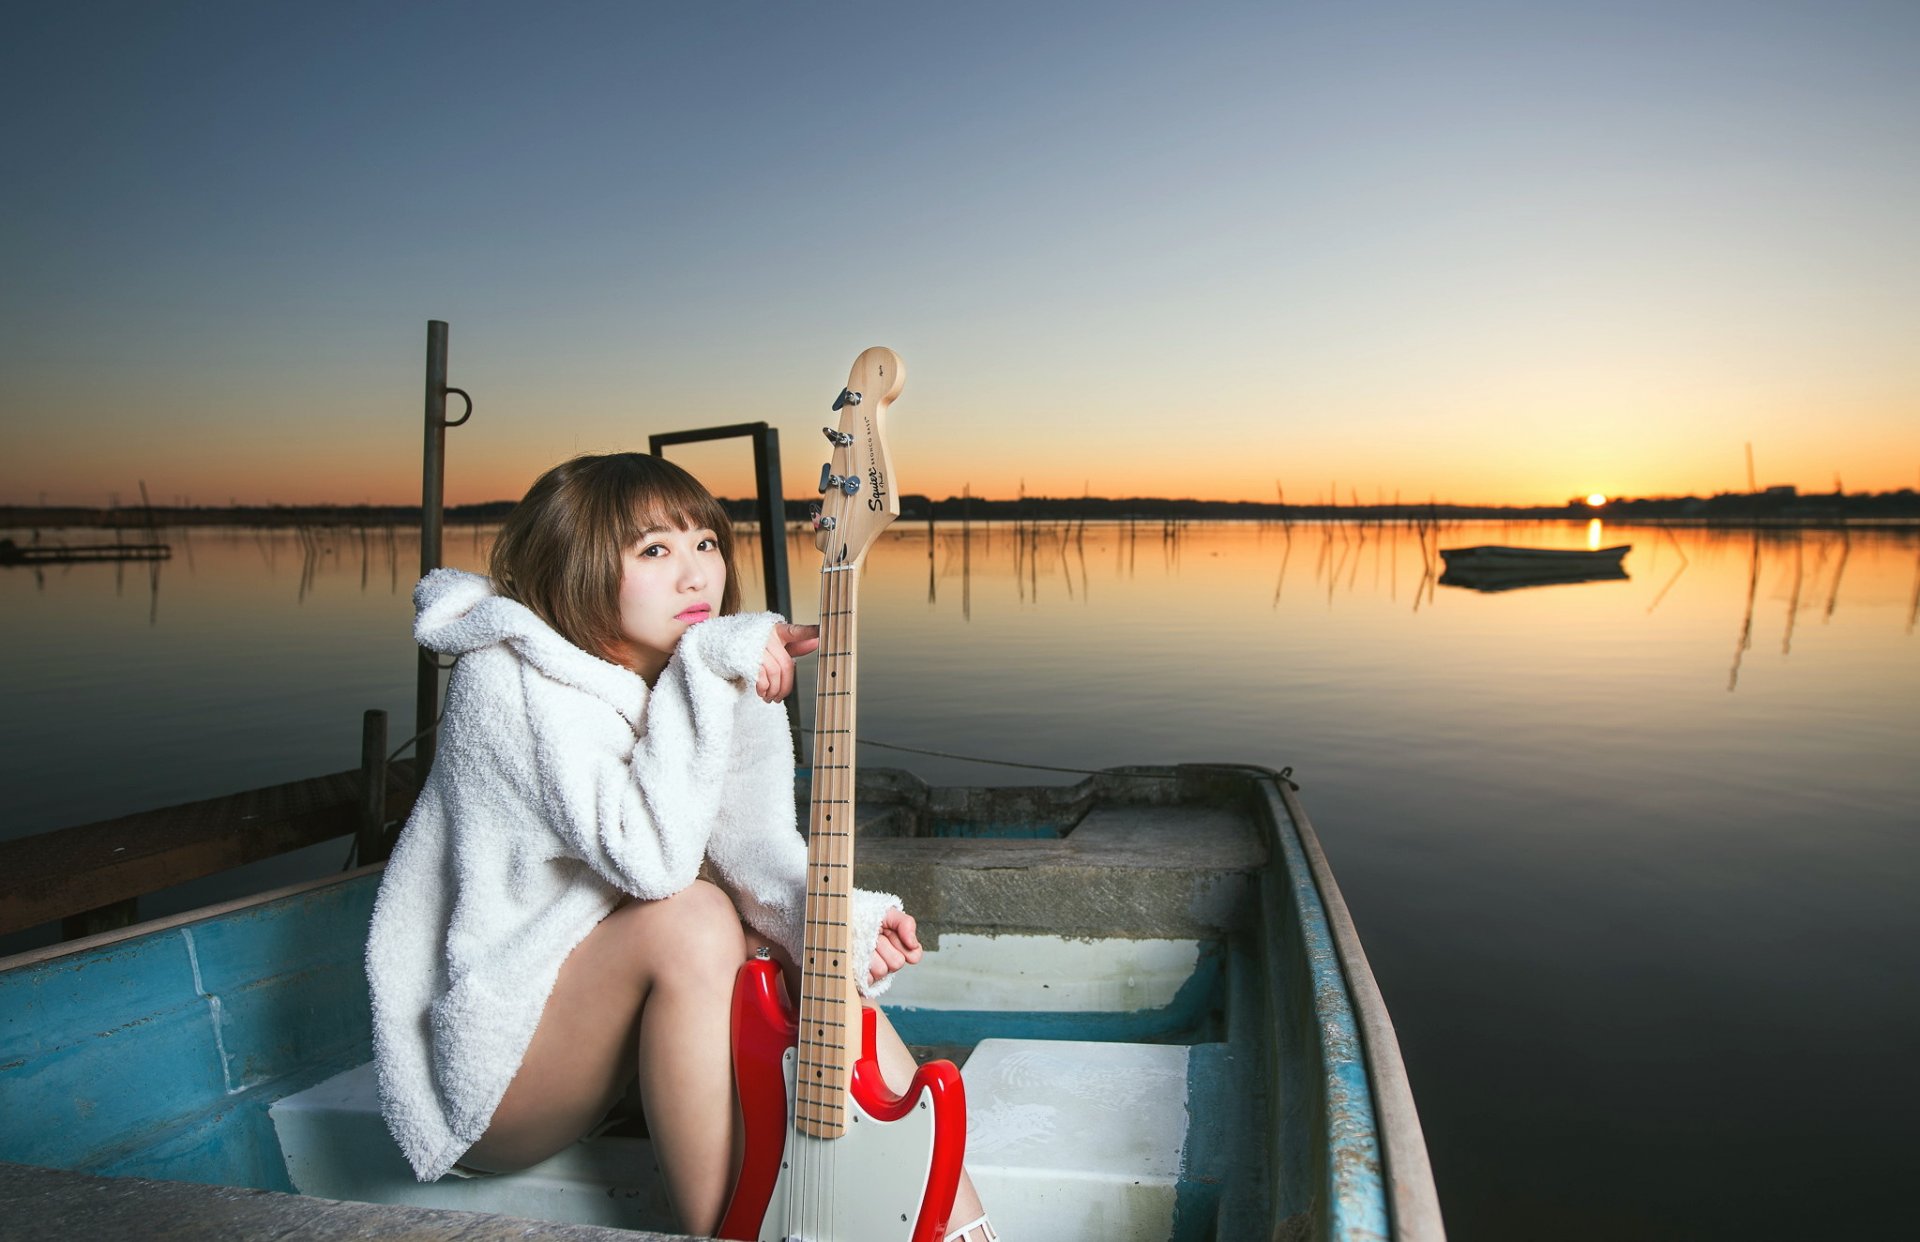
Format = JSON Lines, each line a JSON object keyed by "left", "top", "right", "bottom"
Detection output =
{"left": 866, "top": 908, "right": 923, "bottom": 986}
{"left": 755, "top": 622, "right": 819, "bottom": 702}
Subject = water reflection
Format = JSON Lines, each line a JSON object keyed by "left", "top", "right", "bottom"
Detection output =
{"left": 7, "top": 520, "right": 1914, "bottom": 682}
{"left": 3, "top": 516, "right": 1917, "bottom": 1239}
{"left": 1910, "top": 542, "right": 1920, "bottom": 633}
{"left": 2, "top": 515, "right": 1914, "bottom": 832}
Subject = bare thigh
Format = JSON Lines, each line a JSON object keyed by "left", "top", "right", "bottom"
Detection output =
{"left": 462, "top": 880, "right": 746, "bottom": 1172}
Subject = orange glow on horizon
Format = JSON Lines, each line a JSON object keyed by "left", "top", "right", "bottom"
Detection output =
{"left": 7, "top": 423, "right": 1917, "bottom": 511}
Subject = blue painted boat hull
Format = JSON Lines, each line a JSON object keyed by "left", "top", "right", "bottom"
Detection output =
{"left": 0, "top": 765, "right": 1442, "bottom": 1240}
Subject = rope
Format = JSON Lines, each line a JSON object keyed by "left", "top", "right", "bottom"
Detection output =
{"left": 386, "top": 721, "right": 437, "bottom": 767}
{"left": 801, "top": 727, "right": 1137, "bottom": 777}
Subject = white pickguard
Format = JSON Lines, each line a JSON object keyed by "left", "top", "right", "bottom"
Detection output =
{"left": 758, "top": 1046, "right": 939, "bottom": 1242}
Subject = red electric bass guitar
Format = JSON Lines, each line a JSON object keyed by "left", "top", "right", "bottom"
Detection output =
{"left": 718, "top": 348, "right": 967, "bottom": 1242}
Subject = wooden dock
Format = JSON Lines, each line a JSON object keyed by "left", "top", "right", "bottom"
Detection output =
{"left": 0, "top": 761, "right": 415, "bottom": 938}
{"left": 0, "top": 539, "right": 171, "bottom": 565}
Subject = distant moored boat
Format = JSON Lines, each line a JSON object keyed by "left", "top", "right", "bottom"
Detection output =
{"left": 1439, "top": 544, "right": 1630, "bottom": 569}
{"left": 1438, "top": 544, "right": 1631, "bottom": 593}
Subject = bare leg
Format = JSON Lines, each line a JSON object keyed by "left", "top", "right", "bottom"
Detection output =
{"left": 461, "top": 880, "right": 746, "bottom": 1236}
{"left": 868, "top": 1007, "right": 994, "bottom": 1240}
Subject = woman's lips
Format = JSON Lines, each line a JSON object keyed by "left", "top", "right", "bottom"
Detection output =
{"left": 676, "top": 605, "right": 712, "bottom": 623}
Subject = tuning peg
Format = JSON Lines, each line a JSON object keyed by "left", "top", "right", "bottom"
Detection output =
{"left": 832, "top": 388, "right": 863, "bottom": 411}
{"left": 819, "top": 464, "right": 862, "bottom": 497}
{"left": 822, "top": 426, "right": 854, "bottom": 446}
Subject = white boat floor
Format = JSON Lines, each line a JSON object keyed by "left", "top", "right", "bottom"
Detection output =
{"left": 272, "top": 1037, "right": 1199, "bottom": 1241}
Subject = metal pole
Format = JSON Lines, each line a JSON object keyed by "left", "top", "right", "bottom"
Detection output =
{"left": 417, "top": 321, "right": 448, "bottom": 788}
{"left": 749, "top": 427, "right": 801, "bottom": 762}
{"left": 750, "top": 426, "right": 793, "bottom": 621}
{"left": 358, "top": 709, "right": 390, "bottom": 865}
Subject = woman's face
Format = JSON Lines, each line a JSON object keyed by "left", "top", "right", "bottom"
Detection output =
{"left": 607, "top": 523, "right": 726, "bottom": 679}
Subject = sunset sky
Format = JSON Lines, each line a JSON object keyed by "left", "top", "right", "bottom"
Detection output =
{"left": 2, "top": 2, "right": 1915, "bottom": 509}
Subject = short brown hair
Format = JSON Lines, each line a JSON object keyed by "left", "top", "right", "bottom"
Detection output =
{"left": 489, "top": 453, "right": 742, "bottom": 661}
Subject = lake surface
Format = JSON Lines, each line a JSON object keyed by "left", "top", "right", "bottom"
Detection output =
{"left": 3, "top": 517, "right": 1916, "bottom": 1239}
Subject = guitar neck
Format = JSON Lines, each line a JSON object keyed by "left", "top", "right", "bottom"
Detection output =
{"left": 795, "top": 563, "right": 861, "bottom": 1138}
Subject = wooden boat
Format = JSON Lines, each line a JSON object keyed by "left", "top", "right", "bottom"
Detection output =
{"left": 1438, "top": 544, "right": 1631, "bottom": 593}
{"left": 1438, "top": 543, "right": 1630, "bottom": 570}
{"left": 0, "top": 763, "right": 1442, "bottom": 1241}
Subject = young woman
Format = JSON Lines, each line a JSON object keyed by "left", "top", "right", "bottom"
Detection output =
{"left": 365, "top": 452, "right": 995, "bottom": 1240}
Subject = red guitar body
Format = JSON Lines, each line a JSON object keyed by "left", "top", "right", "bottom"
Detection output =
{"left": 718, "top": 957, "right": 967, "bottom": 1242}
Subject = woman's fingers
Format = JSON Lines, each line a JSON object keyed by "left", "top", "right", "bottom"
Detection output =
{"left": 758, "top": 630, "right": 797, "bottom": 701}
{"left": 778, "top": 622, "right": 821, "bottom": 657}
{"left": 888, "top": 911, "right": 922, "bottom": 956}
{"left": 753, "top": 623, "right": 818, "bottom": 701}
{"left": 878, "top": 910, "right": 923, "bottom": 964}
{"left": 866, "top": 940, "right": 909, "bottom": 984}
{"left": 864, "top": 913, "right": 917, "bottom": 987}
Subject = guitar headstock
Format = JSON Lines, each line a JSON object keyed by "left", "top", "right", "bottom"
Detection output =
{"left": 813, "top": 347, "right": 905, "bottom": 567}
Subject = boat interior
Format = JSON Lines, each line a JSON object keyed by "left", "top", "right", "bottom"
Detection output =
{"left": 0, "top": 764, "right": 1402, "bottom": 1241}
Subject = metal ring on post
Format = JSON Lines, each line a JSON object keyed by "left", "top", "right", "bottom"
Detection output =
{"left": 441, "top": 386, "right": 473, "bottom": 428}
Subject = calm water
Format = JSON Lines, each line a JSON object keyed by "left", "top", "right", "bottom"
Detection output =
{"left": 3, "top": 518, "right": 1917, "bottom": 1239}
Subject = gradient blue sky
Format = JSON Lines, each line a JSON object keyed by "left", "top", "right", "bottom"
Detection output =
{"left": 3, "top": 1, "right": 1915, "bottom": 507}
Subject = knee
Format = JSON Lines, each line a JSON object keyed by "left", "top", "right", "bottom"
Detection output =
{"left": 644, "top": 880, "right": 748, "bottom": 984}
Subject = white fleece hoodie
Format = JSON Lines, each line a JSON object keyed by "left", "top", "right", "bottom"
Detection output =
{"left": 365, "top": 568, "right": 901, "bottom": 1182}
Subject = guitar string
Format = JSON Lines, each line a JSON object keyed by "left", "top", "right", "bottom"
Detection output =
{"left": 830, "top": 563, "right": 849, "bottom": 1235}
{"left": 828, "top": 564, "right": 851, "bottom": 1236}
{"left": 799, "top": 562, "right": 845, "bottom": 1239}
{"left": 814, "top": 564, "right": 837, "bottom": 1242}
{"left": 792, "top": 564, "right": 817, "bottom": 1239}
{"left": 821, "top": 564, "right": 834, "bottom": 1239}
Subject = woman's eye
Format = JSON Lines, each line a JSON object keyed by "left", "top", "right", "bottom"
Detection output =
{"left": 640, "top": 543, "right": 667, "bottom": 558}
{"left": 698, "top": 538, "right": 718, "bottom": 552}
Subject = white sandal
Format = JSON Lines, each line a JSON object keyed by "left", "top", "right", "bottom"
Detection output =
{"left": 945, "top": 1213, "right": 999, "bottom": 1242}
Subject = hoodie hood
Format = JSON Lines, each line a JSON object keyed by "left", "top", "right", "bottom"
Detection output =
{"left": 413, "top": 568, "right": 645, "bottom": 719}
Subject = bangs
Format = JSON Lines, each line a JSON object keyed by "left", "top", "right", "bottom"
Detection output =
{"left": 622, "top": 470, "right": 732, "bottom": 544}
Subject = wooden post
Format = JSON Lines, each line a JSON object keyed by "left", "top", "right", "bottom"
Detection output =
{"left": 358, "top": 709, "right": 390, "bottom": 865}
{"left": 61, "top": 898, "right": 136, "bottom": 941}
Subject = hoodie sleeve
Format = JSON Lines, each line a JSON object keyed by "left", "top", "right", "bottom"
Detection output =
{"left": 700, "top": 688, "right": 905, "bottom": 998}
{"left": 523, "top": 612, "right": 782, "bottom": 900}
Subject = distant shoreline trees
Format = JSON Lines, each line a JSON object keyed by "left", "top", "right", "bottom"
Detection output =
{"left": 4, "top": 485, "right": 1917, "bottom": 530}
